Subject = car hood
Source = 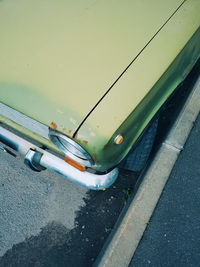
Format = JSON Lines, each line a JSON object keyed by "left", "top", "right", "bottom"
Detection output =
{"left": 0, "top": 0, "right": 184, "bottom": 136}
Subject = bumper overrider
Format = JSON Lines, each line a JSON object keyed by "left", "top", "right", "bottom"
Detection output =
{"left": 0, "top": 126, "right": 118, "bottom": 190}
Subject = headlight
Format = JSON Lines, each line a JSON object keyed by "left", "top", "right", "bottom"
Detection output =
{"left": 49, "top": 129, "right": 93, "bottom": 167}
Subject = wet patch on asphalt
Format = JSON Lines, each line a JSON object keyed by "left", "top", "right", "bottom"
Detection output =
{"left": 0, "top": 170, "right": 138, "bottom": 267}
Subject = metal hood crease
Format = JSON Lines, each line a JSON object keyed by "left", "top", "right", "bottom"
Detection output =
{"left": 0, "top": 0, "right": 199, "bottom": 188}
{"left": 0, "top": 0, "right": 185, "bottom": 135}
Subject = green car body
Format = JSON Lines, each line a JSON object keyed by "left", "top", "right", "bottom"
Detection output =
{"left": 0, "top": 0, "right": 200, "bottom": 187}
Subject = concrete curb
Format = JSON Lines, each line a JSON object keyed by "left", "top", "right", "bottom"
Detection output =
{"left": 94, "top": 76, "right": 200, "bottom": 267}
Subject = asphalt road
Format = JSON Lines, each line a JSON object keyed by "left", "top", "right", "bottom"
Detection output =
{"left": 0, "top": 63, "right": 199, "bottom": 267}
{"left": 0, "top": 149, "right": 88, "bottom": 258}
{"left": 0, "top": 140, "right": 138, "bottom": 267}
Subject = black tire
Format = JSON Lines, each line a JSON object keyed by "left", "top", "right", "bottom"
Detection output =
{"left": 119, "top": 116, "right": 158, "bottom": 172}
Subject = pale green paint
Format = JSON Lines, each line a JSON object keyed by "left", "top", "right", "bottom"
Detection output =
{"left": 76, "top": 0, "right": 200, "bottom": 171}
{"left": 0, "top": 0, "right": 199, "bottom": 172}
{"left": 95, "top": 29, "right": 200, "bottom": 171}
{"left": 0, "top": 0, "right": 183, "bottom": 136}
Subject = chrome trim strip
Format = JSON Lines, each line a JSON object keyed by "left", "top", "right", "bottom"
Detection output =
{"left": 0, "top": 103, "right": 49, "bottom": 139}
{"left": 49, "top": 128, "right": 93, "bottom": 167}
{"left": 0, "top": 126, "right": 118, "bottom": 190}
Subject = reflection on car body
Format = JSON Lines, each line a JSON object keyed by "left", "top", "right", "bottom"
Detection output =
{"left": 0, "top": 0, "right": 199, "bottom": 189}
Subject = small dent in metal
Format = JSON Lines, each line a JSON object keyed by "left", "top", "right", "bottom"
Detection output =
{"left": 70, "top": 118, "right": 77, "bottom": 125}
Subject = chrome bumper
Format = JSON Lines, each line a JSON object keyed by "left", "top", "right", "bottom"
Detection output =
{"left": 0, "top": 126, "right": 118, "bottom": 190}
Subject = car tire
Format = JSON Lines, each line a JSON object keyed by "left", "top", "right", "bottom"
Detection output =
{"left": 119, "top": 115, "right": 159, "bottom": 172}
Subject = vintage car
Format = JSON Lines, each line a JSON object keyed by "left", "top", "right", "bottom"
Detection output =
{"left": 0, "top": 0, "right": 199, "bottom": 189}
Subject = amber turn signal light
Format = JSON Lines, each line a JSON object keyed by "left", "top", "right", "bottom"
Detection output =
{"left": 115, "top": 135, "right": 124, "bottom": 144}
{"left": 64, "top": 156, "right": 86, "bottom": 172}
